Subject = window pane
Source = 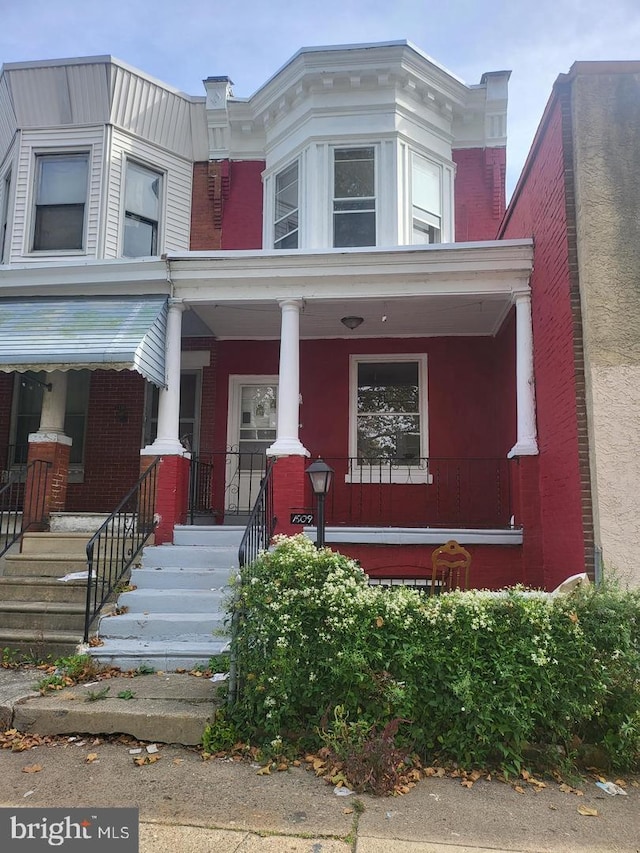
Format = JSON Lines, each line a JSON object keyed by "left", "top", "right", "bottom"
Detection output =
{"left": 333, "top": 211, "right": 375, "bottom": 247}
{"left": 357, "top": 414, "right": 421, "bottom": 459}
{"left": 412, "top": 218, "right": 440, "bottom": 244}
{"left": 126, "top": 162, "right": 161, "bottom": 221}
{"left": 37, "top": 156, "right": 88, "bottom": 205}
{"left": 123, "top": 214, "right": 156, "bottom": 257}
{"left": 334, "top": 198, "right": 375, "bottom": 212}
{"left": 357, "top": 362, "right": 419, "bottom": 413}
{"left": 274, "top": 213, "right": 298, "bottom": 240}
{"left": 275, "top": 230, "right": 299, "bottom": 250}
{"left": 334, "top": 150, "right": 375, "bottom": 198}
{"left": 33, "top": 204, "right": 85, "bottom": 251}
{"left": 274, "top": 161, "right": 298, "bottom": 249}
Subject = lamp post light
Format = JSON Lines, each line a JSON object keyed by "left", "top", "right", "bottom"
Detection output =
{"left": 306, "top": 458, "right": 334, "bottom": 549}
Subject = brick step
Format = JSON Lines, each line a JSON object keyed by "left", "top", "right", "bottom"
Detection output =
{"left": 0, "top": 576, "right": 88, "bottom": 604}
{"left": 0, "top": 600, "right": 87, "bottom": 632}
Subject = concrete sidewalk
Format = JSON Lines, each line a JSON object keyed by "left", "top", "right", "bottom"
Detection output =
{"left": 0, "top": 667, "right": 638, "bottom": 853}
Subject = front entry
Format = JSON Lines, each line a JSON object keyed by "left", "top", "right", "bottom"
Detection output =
{"left": 225, "top": 376, "right": 278, "bottom": 517}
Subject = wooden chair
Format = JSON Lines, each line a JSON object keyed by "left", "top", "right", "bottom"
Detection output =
{"left": 431, "top": 540, "right": 471, "bottom": 593}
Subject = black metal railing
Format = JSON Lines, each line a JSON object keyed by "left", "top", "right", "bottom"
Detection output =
{"left": 0, "top": 458, "right": 51, "bottom": 559}
{"left": 83, "top": 458, "right": 159, "bottom": 642}
{"left": 229, "top": 459, "right": 276, "bottom": 706}
{"left": 188, "top": 450, "right": 269, "bottom": 523}
{"left": 311, "top": 456, "right": 512, "bottom": 529}
{"left": 238, "top": 458, "right": 276, "bottom": 569}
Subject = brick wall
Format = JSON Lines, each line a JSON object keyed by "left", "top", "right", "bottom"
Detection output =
{"left": 67, "top": 370, "right": 146, "bottom": 512}
{"left": 500, "top": 91, "right": 592, "bottom": 586}
{"left": 190, "top": 160, "right": 264, "bottom": 250}
{"left": 190, "top": 163, "right": 220, "bottom": 250}
{"left": 453, "top": 147, "right": 506, "bottom": 241}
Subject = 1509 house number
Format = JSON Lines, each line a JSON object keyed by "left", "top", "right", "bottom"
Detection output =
{"left": 290, "top": 513, "right": 314, "bottom": 525}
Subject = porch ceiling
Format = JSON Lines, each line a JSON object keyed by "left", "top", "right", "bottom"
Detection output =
{"left": 188, "top": 292, "right": 513, "bottom": 339}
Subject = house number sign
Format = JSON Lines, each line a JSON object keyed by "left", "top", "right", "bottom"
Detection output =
{"left": 290, "top": 513, "right": 314, "bottom": 525}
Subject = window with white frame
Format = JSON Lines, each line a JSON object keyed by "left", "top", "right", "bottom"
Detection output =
{"left": 348, "top": 355, "right": 429, "bottom": 482}
{"left": 123, "top": 161, "right": 162, "bottom": 257}
{"left": 274, "top": 160, "right": 299, "bottom": 249}
{"left": 32, "top": 153, "right": 88, "bottom": 252}
{"left": 333, "top": 146, "right": 376, "bottom": 247}
{"left": 411, "top": 153, "right": 441, "bottom": 244}
{"left": 1, "top": 170, "right": 11, "bottom": 262}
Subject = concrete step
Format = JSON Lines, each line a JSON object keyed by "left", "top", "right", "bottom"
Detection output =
{"left": 141, "top": 545, "right": 238, "bottom": 570}
{"left": 130, "top": 566, "right": 233, "bottom": 590}
{"left": 0, "top": 576, "right": 88, "bottom": 604}
{"left": 50, "top": 513, "right": 111, "bottom": 533}
{"left": 0, "top": 600, "right": 86, "bottom": 632}
{"left": 173, "top": 525, "right": 245, "bottom": 548}
{"left": 20, "top": 532, "right": 92, "bottom": 556}
{"left": 12, "top": 672, "right": 216, "bottom": 745}
{"left": 2, "top": 555, "right": 87, "bottom": 578}
{"left": 98, "top": 612, "right": 227, "bottom": 641}
{"left": 118, "top": 588, "right": 226, "bottom": 613}
{"left": 86, "top": 638, "right": 229, "bottom": 672}
{"left": 0, "top": 628, "right": 83, "bottom": 661}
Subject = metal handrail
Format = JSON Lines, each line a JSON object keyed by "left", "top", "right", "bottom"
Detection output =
{"left": 83, "top": 458, "right": 159, "bottom": 642}
{"left": 229, "top": 458, "right": 277, "bottom": 705}
{"left": 0, "top": 459, "right": 51, "bottom": 559}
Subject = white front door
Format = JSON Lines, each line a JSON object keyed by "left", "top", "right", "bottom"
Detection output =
{"left": 226, "top": 376, "right": 278, "bottom": 515}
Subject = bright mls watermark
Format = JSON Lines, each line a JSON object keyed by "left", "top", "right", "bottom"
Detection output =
{"left": 0, "top": 808, "right": 138, "bottom": 851}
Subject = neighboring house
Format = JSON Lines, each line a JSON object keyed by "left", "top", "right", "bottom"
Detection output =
{"left": 0, "top": 41, "right": 569, "bottom": 593}
{"left": 500, "top": 61, "right": 640, "bottom": 589}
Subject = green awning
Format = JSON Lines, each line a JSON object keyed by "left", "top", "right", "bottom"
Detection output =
{"left": 0, "top": 296, "right": 168, "bottom": 387}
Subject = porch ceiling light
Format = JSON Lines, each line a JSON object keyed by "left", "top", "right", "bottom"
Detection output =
{"left": 306, "top": 457, "right": 334, "bottom": 496}
{"left": 341, "top": 316, "right": 364, "bottom": 330}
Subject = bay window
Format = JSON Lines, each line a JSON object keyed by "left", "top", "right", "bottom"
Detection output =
{"left": 274, "top": 161, "right": 299, "bottom": 249}
{"left": 123, "top": 161, "right": 162, "bottom": 257}
{"left": 411, "top": 153, "right": 441, "bottom": 244}
{"left": 333, "top": 146, "right": 376, "bottom": 247}
{"left": 32, "top": 153, "right": 88, "bottom": 252}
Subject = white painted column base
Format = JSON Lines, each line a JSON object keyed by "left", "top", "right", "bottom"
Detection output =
{"left": 28, "top": 432, "right": 73, "bottom": 447}
{"left": 266, "top": 437, "right": 310, "bottom": 458}
{"left": 140, "top": 439, "right": 190, "bottom": 457}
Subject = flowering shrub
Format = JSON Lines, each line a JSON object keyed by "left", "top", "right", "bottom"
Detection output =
{"left": 227, "top": 535, "right": 640, "bottom": 774}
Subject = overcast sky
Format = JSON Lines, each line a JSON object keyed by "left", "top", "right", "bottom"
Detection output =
{"left": 1, "top": 0, "right": 637, "bottom": 195}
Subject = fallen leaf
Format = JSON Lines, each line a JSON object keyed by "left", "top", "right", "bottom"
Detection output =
{"left": 549, "top": 805, "right": 558, "bottom": 811}
{"left": 559, "top": 783, "right": 572, "bottom": 793}
{"left": 22, "top": 764, "right": 43, "bottom": 773}
{"left": 277, "top": 763, "right": 288, "bottom": 772}
{"left": 614, "top": 779, "right": 627, "bottom": 788}
{"left": 514, "top": 785, "right": 525, "bottom": 794}
{"left": 461, "top": 779, "right": 474, "bottom": 788}
{"left": 257, "top": 765, "right": 271, "bottom": 776}
{"left": 172, "top": 758, "right": 184, "bottom": 765}
{"left": 85, "top": 753, "right": 99, "bottom": 763}
{"left": 577, "top": 805, "right": 598, "bottom": 817}
{"left": 521, "top": 769, "right": 531, "bottom": 781}
{"left": 343, "top": 808, "right": 354, "bottom": 815}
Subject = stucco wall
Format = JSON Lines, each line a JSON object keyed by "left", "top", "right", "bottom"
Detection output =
{"left": 572, "top": 70, "right": 640, "bottom": 587}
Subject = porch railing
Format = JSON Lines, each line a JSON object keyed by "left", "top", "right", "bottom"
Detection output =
{"left": 188, "top": 450, "right": 270, "bottom": 522}
{"left": 83, "top": 458, "right": 159, "bottom": 642}
{"left": 229, "top": 459, "right": 277, "bottom": 706}
{"left": 0, "top": 459, "right": 51, "bottom": 559}
{"left": 314, "top": 457, "right": 512, "bottom": 529}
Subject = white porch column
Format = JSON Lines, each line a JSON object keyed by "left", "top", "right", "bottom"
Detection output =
{"left": 267, "top": 298, "right": 309, "bottom": 457}
{"left": 141, "top": 298, "right": 187, "bottom": 456}
{"left": 508, "top": 291, "right": 539, "bottom": 458}
{"left": 37, "top": 371, "right": 68, "bottom": 435}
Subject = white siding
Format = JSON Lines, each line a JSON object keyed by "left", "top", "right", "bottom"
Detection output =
{"left": 7, "top": 64, "right": 110, "bottom": 127}
{"left": 104, "top": 128, "right": 192, "bottom": 258}
{"left": 0, "top": 77, "right": 17, "bottom": 162}
{"left": 9, "top": 126, "right": 104, "bottom": 263}
{"left": 109, "top": 65, "right": 195, "bottom": 161}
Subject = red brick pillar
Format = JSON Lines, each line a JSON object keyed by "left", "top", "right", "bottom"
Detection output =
{"left": 510, "top": 455, "right": 543, "bottom": 587}
{"left": 23, "top": 435, "right": 71, "bottom": 531}
{"left": 140, "top": 454, "right": 190, "bottom": 545}
{"left": 271, "top": 455, "right": 307, "bottom": 537}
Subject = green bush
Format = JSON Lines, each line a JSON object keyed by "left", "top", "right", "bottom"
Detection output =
{"left": 227, "top": 535, "right": 640, "bottom": 775}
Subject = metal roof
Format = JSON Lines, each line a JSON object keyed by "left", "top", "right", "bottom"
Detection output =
{"left": 0, "top": 296, "right": 168, "bottom": 387}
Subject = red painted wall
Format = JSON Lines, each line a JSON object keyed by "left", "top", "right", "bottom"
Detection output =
{"left": 221, "top": 161, "right": 264, "bottom": 249}
{"left": 453, "top": 147, "right": 506, "bottom": 241}
{"left": 337, "top": 543, "right": 524, "bottom": 591}
{"left": 0, "top": 373, "right": 13, "bottom": 470}
{"left": 500, "top": 98, "right": 585, "bottom": 587}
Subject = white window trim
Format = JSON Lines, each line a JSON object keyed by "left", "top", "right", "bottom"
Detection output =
{"left": 399, "top": 142, "right": 455, "bottom": 245}
{"left": 28, "top": 149, "right": 91, "bottom": 256}
{"left": 346, "top": 353, "right": 431, "bottom": 484}
{"left": 0, "top": 167, "right": 12, "bottom": 264}
{"left": 119, "top": 156, "right": 165, "bottom": 258}
{"left": 331, "top": 143, "right": 378, "bottom": 248}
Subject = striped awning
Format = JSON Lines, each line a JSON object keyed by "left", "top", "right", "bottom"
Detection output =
{"left": 0, "top": 296, "right": 168, "bottom": 387}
